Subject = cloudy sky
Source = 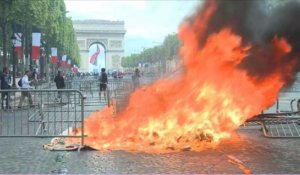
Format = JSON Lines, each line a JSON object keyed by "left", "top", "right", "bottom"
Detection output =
{"left": 64, "top": 0, "right": 200, "bottom": 56}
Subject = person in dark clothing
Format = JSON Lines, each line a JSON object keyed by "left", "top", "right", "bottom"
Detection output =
{"left": 54, "top": 71, "right": 65, "bottom": 99}
{"left": 0, "top": 67, "right": 11, "bottom": 109}
{"left": 132, "top": 68, "right": 141, "bottom": 89}
{"left": 31, "top": 69, "right": 38, "bottom": 89}
{"left": 99, "top": 68, "right": 108, "bottom": 101}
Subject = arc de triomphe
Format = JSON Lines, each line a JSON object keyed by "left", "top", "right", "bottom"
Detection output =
{"left": 73, "top": 20, "right": 126, "bottom": 72}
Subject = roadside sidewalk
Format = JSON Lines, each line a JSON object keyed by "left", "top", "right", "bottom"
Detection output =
{"left": 4, "top": 80, "right": 56, "bottom": 103}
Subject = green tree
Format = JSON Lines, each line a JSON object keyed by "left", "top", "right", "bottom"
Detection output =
{"left": 122, "top": 33, "right": 181, "bottom": 74}
{"left": 0, "top": 0, "right": 81, "bottom": 79}
{"left": 0, "top": 0, "right": 13, "bottom": 67}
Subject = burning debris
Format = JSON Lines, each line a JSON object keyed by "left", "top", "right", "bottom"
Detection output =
{"left": 68, "top": 0, "right": 300, "bottom": 153}
{"left": 43, "top": 137, "right": 81, "bottom": 151}
{"left": 44, "top": 128, "right": 82, "bottom": 151}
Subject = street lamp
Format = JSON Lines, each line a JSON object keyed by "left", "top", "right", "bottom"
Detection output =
{"left": 11, "top": 34, "right": 17, "bottom": 88}
{"left": 40, "top": 46, "right": 45, "bottom": 80}
{"left": 0, "top": 47, "right": 2, "bottom": 69}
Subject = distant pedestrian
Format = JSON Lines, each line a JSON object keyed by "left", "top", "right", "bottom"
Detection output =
{"left": 99, "top": 68, "right": 108, "bottom": 101}
{"left": 132, "top": 68, "right": 141, "bottom": 89}
{"left": 18, "top": 70, "right": 34, "bottom": 108}
{"left": 31, "top": 68, "right": 38, "bottom": 89}
{"left": 54, "top": 71, "right": 65, "bottom": 100}
{"left": 31, "top": 69, "right": 38, "bottom": 80}
{"left": 0, "top": 67, "right": 11, "bottom": 109}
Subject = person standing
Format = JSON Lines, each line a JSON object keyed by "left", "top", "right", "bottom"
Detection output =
{"left": 18, "top": 70, "right": 34, "bottom": 108}
{"left": 99, "top": 68, "right": 108, "bottom": 101}
{"left": 31, "top": 68, "right": 38, "bottom": 89}
{"left": 132, "top": 68, "right": 141, "bottom": 89}
{"left": 0, "top": 67, "right": 11, "bottom": 109}
{"left": 54, "top": 71, "right": 65, "bottom": 99}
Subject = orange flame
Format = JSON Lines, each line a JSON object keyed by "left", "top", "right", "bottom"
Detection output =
{"left": 69, "top": 1, "right": 296, "bottom": 153}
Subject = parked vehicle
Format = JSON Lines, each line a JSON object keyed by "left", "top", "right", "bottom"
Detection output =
{"left": 112, "top": 71, "right": 123, "bottom": 78}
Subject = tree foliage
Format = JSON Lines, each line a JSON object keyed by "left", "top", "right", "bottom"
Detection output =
{"left": 122, "top": 34, "right": 181, "bottom": 68}
{"left": 0, "top": 0, "right": 80, "bottom": 68}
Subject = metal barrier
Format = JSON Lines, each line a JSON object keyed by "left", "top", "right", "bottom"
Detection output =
{"left": 261, "top": 116, "right": 300, "bottom": 138}
{"left": 61, "top": 74, "right": 158, "bottom": 115}
{"left": 246, "top": 90, "right": 300, "bottom": 138}
{"left": 248, "top": 113, "right": 300, "bottom": 138}
{"left": 108, "top": 79, "right": 134, "bottom": 115}
{"left": 65, "top": 79, "right": 108, "bottom": 111}
{"left": 64, "top": 78, "right": 135, "bottom": 115}
{"left": 0, "top": 89, "right": 85, "bottom": 146}
{"left": 0, "top": 76, "right": 157, "bottom": 147}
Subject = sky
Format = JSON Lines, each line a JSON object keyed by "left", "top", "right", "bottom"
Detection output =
{"left": 64, "top": 0, "right": 200, "bottom": 57}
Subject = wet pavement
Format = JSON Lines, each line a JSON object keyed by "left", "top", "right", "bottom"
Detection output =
{"left": 0, "top": 128, "right": 299, "bottom": 174}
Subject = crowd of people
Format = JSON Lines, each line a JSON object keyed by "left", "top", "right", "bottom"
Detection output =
{"left": 0, "top": 67, "right": 141, "bottom": 109}
{"left": 0, "top": 67, "right": 38, "bottom": 109}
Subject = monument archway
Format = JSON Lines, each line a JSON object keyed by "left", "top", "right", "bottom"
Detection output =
{"left": 73, "top": 20, "right": 126, "bottom": 73}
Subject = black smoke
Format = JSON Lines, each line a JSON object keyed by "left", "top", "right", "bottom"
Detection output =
{"left": 194, "top": 0, "right": 300, "bottom": 84}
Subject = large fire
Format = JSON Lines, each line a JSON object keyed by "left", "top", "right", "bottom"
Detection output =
{"left": 68, "top": 0, "right": 299, "bottom": 153}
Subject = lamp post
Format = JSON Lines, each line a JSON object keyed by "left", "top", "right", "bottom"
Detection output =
{"left": 40, "top": 46, "right": 44, "bottom": 80}
{"left": 11, "top": 34, "right": 17, "bottom": 88}
{"left": 0, "top": 47, "right": 3, "bottom": 69}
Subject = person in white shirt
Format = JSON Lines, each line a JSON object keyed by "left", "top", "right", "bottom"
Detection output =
{"left": 18, "top": 70, "right": 34, "bottom": 108}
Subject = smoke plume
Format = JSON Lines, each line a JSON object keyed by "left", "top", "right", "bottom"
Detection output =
{"left": 191, "top": 0, "right": 300, "bottom": 85}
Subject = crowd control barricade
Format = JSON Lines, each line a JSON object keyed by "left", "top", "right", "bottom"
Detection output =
{"left": 64, "top": 79, "right": 106, "bottom": 114}
{"left": 0, "top": 89, "right": 85, "bottom": 146}
{"left": 107, "top": 79, "right": 134, "bottom": 115}
{"left": 64, "top": 78, "right": 135, "bottom": 115}
{"left": 246, "top": 89, "right": 300, "bottom": 138}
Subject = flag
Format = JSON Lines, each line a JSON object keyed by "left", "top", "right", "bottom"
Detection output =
{"left": 67, "top": 59, "right": 71, "bottom": 68}
{"left": 31, "top": 33, "right": 41, "bottom": 60}
{"left": 14, "top": 33, "right": 22, "bottom": 60}
{"left": 89, "top": 45, "right": 100, "bottom": 65}
{"left": 72, "top": 65, "right": 78, "bottom": 73}
{"left": 61, "top": 55, "right": 67, "bottom": 67}
{"left": 51, "top": 48, "right": 58, "bottom": 65}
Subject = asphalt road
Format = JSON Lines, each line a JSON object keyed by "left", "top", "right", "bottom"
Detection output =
{"left": 0, "top": 128, "right": 299, "bottom": 174}
{"left": 0, "top": 75, "right": 300, "bottom": 173}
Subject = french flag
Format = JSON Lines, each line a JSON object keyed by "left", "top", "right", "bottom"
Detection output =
{"left": 61, "top": 55, "right": 67, "bottom": 67}
{"left": 73, "top": 65, "right": 78, "bottom": 73}
{"left": 67, "top": 59, "right": 71, "bottom": 68}
{"left": 14, "top": 33, "right": 22, "bottom": 60}
{"left": 31, "top": 33, "right": 41, "bottom": 60}
{"left": 89, "top": 45, "right": 100, "bottom": 65}
{"left": 51, "top": 48, "right": 58, "bottom": 65}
